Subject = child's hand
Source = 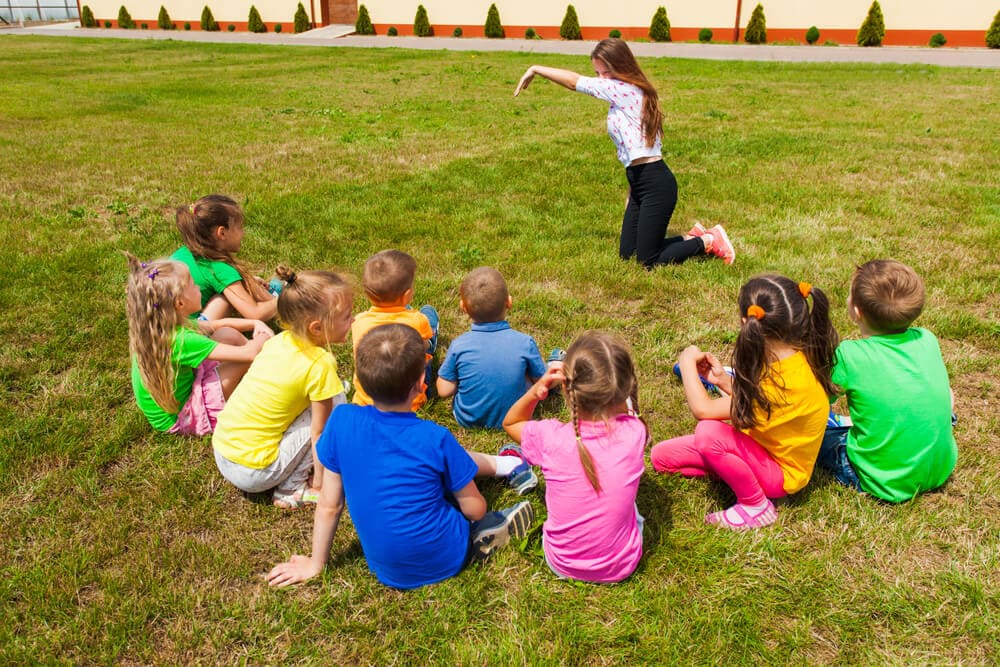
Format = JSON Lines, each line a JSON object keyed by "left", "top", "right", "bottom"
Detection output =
{"left": 266, "top": 554, "right": 322, "bottom": 587}
{"left": 677, "top": 345, "right": 705, "bottom": 371}
{"left": 534, "top": 363, "right": 564, "bottom": 400}
{"left": 252, "top": 320, "right": 274, "bottom": 340}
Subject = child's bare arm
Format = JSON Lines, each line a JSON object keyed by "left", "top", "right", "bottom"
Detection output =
{"left": 222, "top": 282, "right": 278, "bottom": 321}
{"left": 677, "top": 346, "right": 731, "bottom": 420}
{"left": 452, "top": 480, "right": 487, "bottom": 522}
{"left": 266, "top": 467, "right": 345, "bottom": 587}
{"left": 436, "top": 377, "right": 457, "bottom": 398}
{"left": 503, "top": 363, "right": 564, "bottom": 442}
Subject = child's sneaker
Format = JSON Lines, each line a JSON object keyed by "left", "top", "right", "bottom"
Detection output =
{"left": 686, "top": 222, "right": 707, "bottom": 238}
{"left": 498, "top": 443, "right": 537, "bottom": 495}
{"left": 706, "top": 224, "right": 736, "bottom": 265}
{"left": 267, "top": 278, "right": 285, "bottom": 297}
{"left": 546, "top": 348, "right": 565, "bottom": 367}
{"left": 471, "top": 501, "right": 535, "bottom": 558}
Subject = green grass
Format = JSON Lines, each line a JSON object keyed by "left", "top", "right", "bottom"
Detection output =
{"left": 1, "top": 36, "right": 998, "bottom": 664}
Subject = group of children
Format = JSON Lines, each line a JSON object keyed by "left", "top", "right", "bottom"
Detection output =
{"left": 125, "top": 194, "right": 958, "bottom": 590}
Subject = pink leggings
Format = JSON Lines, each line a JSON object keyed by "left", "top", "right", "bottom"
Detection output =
{"left": 650, "top": 420, "right": 786, "bottom": 506}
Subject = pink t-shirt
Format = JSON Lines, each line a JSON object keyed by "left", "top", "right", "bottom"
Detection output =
{"left": 576, "top": 76, "right": 662, "bottom": 167}
{"left": 520, "top": 415, "right": 646, "bottom": 583}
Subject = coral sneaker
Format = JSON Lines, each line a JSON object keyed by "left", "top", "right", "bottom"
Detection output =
{"left": 707, "top": 225, "right": 736, "bottom": 265}
{"left": 686, "top": 222, "right": 707, "bottom": 238}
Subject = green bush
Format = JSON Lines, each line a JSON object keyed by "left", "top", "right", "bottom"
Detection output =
{"left": 744, "top": 4, "right": 766, "bottom": 44}
{"left": 227, "top": 23, "right": 235, "bottom": 31}
{"left": 117, "top": 6, "right": 134, "bottom": 29}
{"left": 559, "top": 5, "right": 581, "bottom": 40}
{"left": 355, "top": 4, "right": 374, "bottom": 35}
{"left": 140, "top": 23, "right": 147, "bottom": 29}
{"left": 387, "top": 25, "right": 397, "bottom": 36}
{"left": 274, "top": 23, "right": 282, "bottom": 33}
{"left": 452, "top": 26, "right": 462, "bottom": 37}
{"left": 805, "top": 25, "right": 819, "bottom": 44}
{"left": 857, "top": 1, "right": 885, "bottom": 47}
{"left": 986, "top": 9, "right": 1000, "bottom": 48}
{"left": 248, "top": 5, "right": 265, "bottom": 32}
{"left": 414, "top": 4, "right": 432, "bottom": 36}
{"left": 484, "top": 3, "right": 504, "bottom": 38}
{"left": 81, "top": 5, "right": 96, "bottom": 27}
{"left": 184, "top": 22, "right": 190, "bottom": 30}
{"left": 609, "top": 28, "right": 621, "bottom": 38}
{"left": 928, "top": 32, "right": 945, "bottom": 47}
{"left": 525, "top": 27, "right": 537, "bottom": 39}
{"left": 157, "top": 6, "right": 172, "bottom": 29}
{"left": 294, "top": 3, "right": 309, "bottom": 33}
{"left": 104, "top": 19, "right": 111, "bottom": 27}
{"left": 200, "top": 6, "right": 218, "bottom": 31}
{"left": 698, "top": 27, "right": 712, "bottom": 42}
{"left": 649, "top": 6, "right": 671, "bottom": 42}
{"left": 823, "top": 39, "right": 838, "bottom": 46}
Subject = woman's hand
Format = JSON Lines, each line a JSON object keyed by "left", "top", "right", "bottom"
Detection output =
{"left": 514, "top": 67, "right": 536, "bottom": 96}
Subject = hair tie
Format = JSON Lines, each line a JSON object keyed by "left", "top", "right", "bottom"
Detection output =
{"left": 147, "top": 268, "right": 160, "bottom": 280}
{"left": 747, "top": 304, "right": 765, "bottom": 320}
{"left": 284, "top": 271, "right": 297, "bottom": 285}
{"left": 152, "top": 302, "right": 160, "bottom": 309}
{"left": 798, "top": 282, "right": 812, "bottom": 299}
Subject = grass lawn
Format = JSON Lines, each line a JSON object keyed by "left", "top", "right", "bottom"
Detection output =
{"left": 1, "top": 35, "right": 997, "bottom": 664}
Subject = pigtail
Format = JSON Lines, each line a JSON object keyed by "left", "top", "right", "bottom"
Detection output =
{"left": 731, "top": 312, "right": 772, "bottom": 430}
{"left": 801, "top": 285, "right": 840, "bottom": 397}
{"left": 566, "top": 382, "right": 602, "bottom": 493}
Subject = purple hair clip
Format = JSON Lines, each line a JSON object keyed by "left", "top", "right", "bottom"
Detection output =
{"left": 147, "top": 268, "right": 160, "bottom": 280}
{"left": 152, "top": 302, "right": 160, "bottom": 309}
{"left": 140, "top": 262, "right": 148, "bottom": 268}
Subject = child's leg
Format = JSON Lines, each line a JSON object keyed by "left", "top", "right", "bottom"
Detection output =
{"left": 211, "top": 326, "right": 252, "bottom": 399}
{"left": 816, "top": 426, "right": 862, "bottom": 490}
{"left": 696, "top": 419, "right": 785, "bottom": 507}
{"left": 269, "top": 408, "right": 317, "bottom": 507}
{"left": 650, "top": 434, "right": 710, "bottom": 478}
{"left": 466, "top": 448, "right": 537, "bottom": 495}
{"left": 419, "top": 304, "right": 439, "bottom": 355}
{"left": 201, "top": 295, "right": 232, "bottom": 320}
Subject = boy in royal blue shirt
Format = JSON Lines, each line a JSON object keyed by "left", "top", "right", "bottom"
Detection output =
{"left": 267, "top": 324, "right": 533, "bottom": 590}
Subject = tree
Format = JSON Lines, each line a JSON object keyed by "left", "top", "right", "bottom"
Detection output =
{"left": 157, "top": 5, "right": 172, "bottom": 29}
{"left": 986, "top": 9, "right": 1000, "bottom": 48}
{"left": 355, "top": 4, "right": 374, "bottom": 35}
{"left": 294, "top": 2, "right": 310, "bottom": 33}
{"left": 649, "top": 6, "right": 671, "bottom": 42}
{"left": 200, "top": 6, "right": 219, "bottom": 31}
{"left": 744, "top": 4, "right": 766, "bottom": 44}
{"left": 805, "top": 25, "right": 820, "bottom": 45}
{"left": 117, "top": 5, "right": 134, "bottom": 28}
{"left": 413, "top": 4, "right": 432, "bottom": 36}
{"left": 484, "top": 3, "right": 504, "bottom": 39}
{"left": 248, "top": 5, "right": 265, "bottom": 33}
{"left": 856, "top": 1, "right": 885, "bottom": 47}
{"left": 559, "top": 5, "right": 581, "bottom": 40}
{"left": 81, "top": 5, "right": 96, "bottom": 27}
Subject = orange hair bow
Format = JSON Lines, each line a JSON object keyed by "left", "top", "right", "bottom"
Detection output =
{"left": 746, "top": 304, "right": 765, "bottom": 320}
{"left": 798, "top": 282, "right": 812, "bottom": 299}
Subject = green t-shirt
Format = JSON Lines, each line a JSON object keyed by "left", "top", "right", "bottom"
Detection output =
{"left": 131, "top": 327, "right": 218, "bottom": 431}
{"left": 831, "top": 327, "right": 957, "bottom": 502}
{"left": 170, "top": 246, "right": 243, "bottom": 309}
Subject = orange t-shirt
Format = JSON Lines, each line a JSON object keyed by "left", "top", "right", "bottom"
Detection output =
{"left": 351, "top": 306, "right": 434, "bottom": 411}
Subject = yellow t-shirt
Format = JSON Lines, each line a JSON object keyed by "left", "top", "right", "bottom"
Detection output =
{"left": 743, "top": 351, "right": 829, "bottom": 494}
{"left": 350, "top": 306, "right": 434, "bottom": 411}
{"left": 213, "top": 331, "right": 341, "bottom": 469}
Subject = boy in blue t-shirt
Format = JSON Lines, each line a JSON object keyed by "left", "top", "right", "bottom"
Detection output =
{"left": 266, "top": 323, "right": 534, "bottom": 590}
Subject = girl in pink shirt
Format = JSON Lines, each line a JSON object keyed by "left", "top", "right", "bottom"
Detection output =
{"left": 503, "top": 331, "right": 647, "bottom": 583}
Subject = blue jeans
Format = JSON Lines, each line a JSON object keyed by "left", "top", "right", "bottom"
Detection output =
{"left": 419, "top": 305, "right": 439, "bottom": 395}
{"left": 816, "top": 426, "right": 863, "bottom": 491}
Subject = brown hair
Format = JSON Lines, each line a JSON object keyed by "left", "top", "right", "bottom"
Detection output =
{"left": 590, "top": 38, "right": 664, "bottom": 148}
{"left": 124, "top": 253, "right": 190, "bottom": 413}
{"left": 460, "top": 266, "right": 509, "bottom": 323}
{"left": 355, "top": 324, "right": 426, "bottom": 404}
{"left": 731, "top": 275, "right": 839, "bottom": 430}
{"left": 274, "top": 265, "right": 353, "bottom": 344}
{"left": 562, "top": 331, "right": 647, "bottom": 493}
{"left": 850, "top": 259, "right": 925, "bottom": 334}
{"left": 362, "top": 249, "right": 417, "bottom": 305}
{"left": 174, "top": 194, "right": 268, "bottom": 301}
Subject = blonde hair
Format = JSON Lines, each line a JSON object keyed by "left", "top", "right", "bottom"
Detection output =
{"left": 562, "top": 331, "right": 646, "bottom": 493}
{"left": 460, "top": 266, "right": 509, "bottom": 323}
{"left": 175, "top": 194, "right": 268, "bottom": 301}
{"left": 274, "top": 265, "right": 354, "bottom": 344}
{"left": 362, "top": 249, "right": 416, "bottom": 304}
{"left": 851, "top": 259, "right": 925, "bottom": 333}
{"left": 125, "top": 253, "right": 190, "bottom": 413}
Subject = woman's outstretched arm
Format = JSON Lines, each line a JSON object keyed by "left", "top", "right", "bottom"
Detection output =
{"left": 514, "top": 66, "right": 581, "bottom": 96}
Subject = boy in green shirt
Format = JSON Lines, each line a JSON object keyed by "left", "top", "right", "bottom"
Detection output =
{"left": 817, "top": 260, "right": 957, "bottom": 502}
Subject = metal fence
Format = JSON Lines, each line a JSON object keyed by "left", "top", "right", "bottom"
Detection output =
{"left": 0, "top": 0, "right": 79, "bottom": 23}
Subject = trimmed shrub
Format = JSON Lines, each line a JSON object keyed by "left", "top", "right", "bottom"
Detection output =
{"left": 823, "top": 39, "right": 838, "bottom": 46}
{"left": 928, "top": 32, "right": 945, "bottom": 47}
{"left": 856, "top": 1, "right": 885, "bottom": 47}
{"left": 104, "top": 20, "right": 111, "bottom": 27}
{"left": 414, "top": 4, "right": 432, "bottom": 36}
{"left": 140, "top": 23, "right": 147, "bottom": 29}
{"left": 452, "top": 26, "right": 462, "bottom": 37}
{"left": 805, "top": 25, "right": 819, "bottom": 44}
{"left": 248, "top": 5, "right": 265, "bottom": 33}
{"left": 986, "top": 10, "right": 1000, "bottom": 48}
{"left": 81, "top": 5, "right": 96, "bottom": 27}
{"left": 157, "top": 6, "right": 172, "bottom": 29}
{"left": 525, "top": 27, "right": 537, "bottom": 39}
{"left": 387, "top": 25, "right": 397, "bottom": 36}
{"left": 609, "top": 29, "right": 621, "bottom": 38}
{"left": 698, "top": 27, "right": 712, "bottom": 42}
{"left": 484, "top": 3, "right": 504, "bottom": 38}
{"left": 355, "top": 4, "right": 374, "bottom": 35}
{"left": 184, "top": 22, "right": 190, "bottom": 30}
{"left": 200, "top": 6, "right": 218, "bottom": 31}
{"left": 294, "top": 3, "right": 309, "bottom": 33}
{"left": 649, "top": 6, "right": 670, "bottom": 42}
{"left": 227, "top": 24, "right": 235, "bottom": 31}
{"left": 559, "top": 5, "right": 581, "bottom": 40}
{"left": 274, "top": 23, "right": 282, "bottom": 33}
{"left": 117, "top": 6, "right": 134, "bottom": 29}
{"left": 744, "top": 4, "right": 766, "bottom": 44}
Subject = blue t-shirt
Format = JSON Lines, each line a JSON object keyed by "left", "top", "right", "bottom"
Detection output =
{"left": 438, "top": 321, "right": 547, "bottom": 429}
{"left": 315, "top": 404, "right": 479, "bottom": 590}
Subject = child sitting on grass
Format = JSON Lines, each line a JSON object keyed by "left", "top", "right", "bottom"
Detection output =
{"left": 351, "top": 249, "right": 438, "bottom": 411}
{"left": 436, "top": 266, "right": 548, "bottom": 430}
{"left": 817, "top": 259, "right": 957, "bottom": 502}
{"left": 266, "top": 324, "right": 534, "bottom": 590}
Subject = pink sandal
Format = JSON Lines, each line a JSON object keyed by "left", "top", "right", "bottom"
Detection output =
{"left": 705, "top": 500, "right": 777, "bottom": 531}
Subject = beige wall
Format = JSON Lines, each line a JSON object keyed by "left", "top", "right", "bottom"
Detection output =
{"left": 84, "top": 0, "right": 319, "bottom": 24}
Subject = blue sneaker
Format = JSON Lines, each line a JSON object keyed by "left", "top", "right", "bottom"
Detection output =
{"left": 267, "top": 278, "right": 284, "bottom": 297}
{"left": 498, "top": 443, "right": 537, "bottom": 495}
{"left": 673, "top": 362, "right": 731, "bottom": 395}
{"left": 471, "top": 501, "right": 535, "bottom": 559}
{"left": 546, "top": 348, "right": 565, "bottom": 366}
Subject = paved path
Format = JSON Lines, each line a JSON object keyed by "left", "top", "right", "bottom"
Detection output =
{"left": 5, "top": 22, "right": 1000, "bottom": 68}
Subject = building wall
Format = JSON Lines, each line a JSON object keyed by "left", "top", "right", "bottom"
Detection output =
{"left": 82, "top": 0, "right": 321, "bottom": 27}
